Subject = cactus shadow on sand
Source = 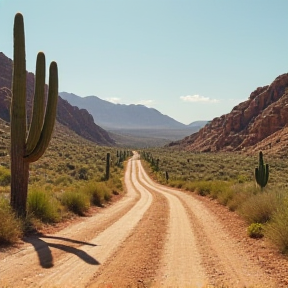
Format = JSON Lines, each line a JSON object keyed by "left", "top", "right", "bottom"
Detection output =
{"left": 23, "top": 235, "right": 100, "bottom": 268}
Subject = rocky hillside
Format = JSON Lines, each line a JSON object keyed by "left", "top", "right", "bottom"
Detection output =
{"left": 0, "top": 52, "right": 114, "bottom": 146}
{"left": 169, "top": 73, "right": 288, "bottom": 153}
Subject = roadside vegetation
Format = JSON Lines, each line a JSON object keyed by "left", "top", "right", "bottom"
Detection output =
{"left": 0, "top": 120, "right": 130, "bottom": 245}
{"left": 140, "top": 148, "right": 288, "bottom": 254}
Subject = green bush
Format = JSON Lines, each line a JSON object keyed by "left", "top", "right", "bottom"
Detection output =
{"left": 27, "top": 188, "right": 61, "bottom": 223}
{"left": 0, "top": 166, "right": 11, "bottom": 186}
{"left": 247, "top": 223, "right": 264, "bottom": 238}
{"left": 265, "top": 204, "right": 288, "bottom": 253}
{"left": 82, "top": 182, "right": 111, "bottom": 206}
{"left": 0, "top": 197, "right": 22, "bottom": 244}
{"left": 60, "top": 190, "right": 90, "bottom": 215}
{"left": 108, "top": 172, "right": 123, "bottom": 191}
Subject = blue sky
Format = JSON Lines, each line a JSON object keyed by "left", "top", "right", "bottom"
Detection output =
{"left": 1, "top": 0, "right": 287, "bottom": 125}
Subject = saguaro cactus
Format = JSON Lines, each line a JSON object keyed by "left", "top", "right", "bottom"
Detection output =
{"left": 255, "top": 151, "right": 269, "bottom": 189}
{"left": 10, "top": 13, "right": 58, "bottom": 217}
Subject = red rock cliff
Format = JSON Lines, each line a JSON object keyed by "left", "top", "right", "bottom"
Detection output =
{"left": 169, "top": 73, "right": 288, "bottom": 152}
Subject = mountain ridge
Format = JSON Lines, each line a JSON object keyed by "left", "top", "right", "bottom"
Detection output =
{"left": 169, "top": 73, "right": 288, "bottom": 154}
{"left": 59, "top": 92, "right": 189, "bottom": 130}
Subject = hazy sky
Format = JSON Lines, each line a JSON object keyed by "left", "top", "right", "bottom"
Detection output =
{"left": 1, "top": 1, "right": 288, "bottom": 124}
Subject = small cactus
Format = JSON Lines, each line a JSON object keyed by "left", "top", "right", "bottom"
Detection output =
{"left": 165, "top": 171, "right": 169, "bottom": 182}
{"left": 255, "top": 151, "right": 269, "bottom": 189}
{"left": 10, "top": 13, "right": 58, "bottom": 217}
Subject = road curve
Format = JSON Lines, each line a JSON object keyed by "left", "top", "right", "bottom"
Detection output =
{"left": 0, "top": 155, "right": 152, "bottom": 288}
{"left": 0, "top": 153, "right": 282, "bottom": 287}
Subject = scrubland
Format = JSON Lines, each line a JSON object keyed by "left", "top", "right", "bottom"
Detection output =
{"left": 141, "top": 148, "right": 288, "bottom": 254}
{"left": 0, "top": 121, "right": 128, "bottom": 245}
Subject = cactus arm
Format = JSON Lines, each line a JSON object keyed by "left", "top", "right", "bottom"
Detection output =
{"left": 10, "top": 12, "right": 58, "bottom": 217}
{"left": 25, "top": 61, "right": 58, "bottom": 162}
{"left": 10, "top": 13, "right": 29, "bottom": 217}
{"left": 25, "top": 52, "right": 46, "bottom": 155}
{"left": 11, "top": 13, "right": 26, "bottom": 145}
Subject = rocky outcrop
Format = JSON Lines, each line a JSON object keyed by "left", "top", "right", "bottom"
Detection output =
{"left": 56, "top": 97, "right": 114, "bottom": 145}
{"left": 0, "top": 52, "right": 115, "bottom": 146}
{"left": 169, "top": 73, "right": 288, "bottom": 152}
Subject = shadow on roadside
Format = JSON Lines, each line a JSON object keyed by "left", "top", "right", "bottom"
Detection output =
{"left": 23, "top": 235, "right": 100, "bottom": 269}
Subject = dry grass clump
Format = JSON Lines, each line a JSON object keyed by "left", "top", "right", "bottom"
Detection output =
{"left": 82, "top": 181, "right": 111, "bottom": 206}
{"left": 226, "top": 182, "right": 257, "bottom": 211}
{"left": 60, "top": 190, "right": 90, "bottom": 216}
{"left": 265, "top": 200, "right": 288, "bottom": 253}
{"left": 0, "top": 197, "right": 22, "bottom": 244}
{"left": 239, "top": 190, "right": 282, "bottom": 224}
{"left": 27, "top": 188, "right": 61, "bottom": 223}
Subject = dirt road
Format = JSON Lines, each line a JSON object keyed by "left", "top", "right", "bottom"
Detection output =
{"left": 0, "top": 153, "right": 286, "bottom": 287}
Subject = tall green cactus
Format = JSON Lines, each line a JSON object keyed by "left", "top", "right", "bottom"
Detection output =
{"left": 10, "top": 13, "right": 58, "bottom": 217}
{"left": 255, "top": 151, "right": 269, "bottom": 189}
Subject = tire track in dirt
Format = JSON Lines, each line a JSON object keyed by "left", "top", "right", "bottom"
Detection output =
{"left": 138, "top": 161, "right": 279, "bottom": 287}
{"left": 87, "top": 156, "right": 169, "bottom": 287}
{"left": 0, "top": 155, "right": 152, "bottom": 288}
{"left": 137, "top": 161, "right": 207, "bottom": 287}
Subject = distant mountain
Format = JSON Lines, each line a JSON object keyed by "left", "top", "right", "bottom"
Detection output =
{"left": 188, "top": 121, "right": 209, "bottom": 127}
{"left": 0, "top": 52, "right": 114, "bottom": 146}
{"left": 169, "top": 73, "right": 288, "bottom": 154}
{"left": 59, "top": 92, "right": 187, "bottom": 130}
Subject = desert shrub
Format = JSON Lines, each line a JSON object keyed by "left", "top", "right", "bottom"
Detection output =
{"left": 78, "top": 167, "right": 89, "bottom": 180}
{"left": 247, "top": 223, "right": 264, "bottom": 238}
{"left": 239, "top": 190, "right": 281, "bottom": 224}
{"left": 60, "top": 190, "right": 90, "bottom": 215}
{"left": 237, "top": 174, "right": 250, "bottom": 183}
{"left": 184, "top": 180, "right": 233, "bottom": 204}
{"left": 66, "top": 163, "right": 75, "bottom": 170}
{"left": 54, "top": 175, "right": 73, "bottom": 186}
{"left": 207, "top": 181, "right": 231, "bottom": 200}
{"left": 227, "top": 183, "right": 256, "bottom": 211}
{"left": 0, "top": 197, "right": 22, "bottom": 244}
{"left": 0, "top": 166, "right": 11, "bottom": 186}
{"left": 82, "top": 182, "right": 111, "bottom": 206}
{"left": 169, "top": 180, "right": 184, "bottom": 189}
{"left": 27, "top": 189, "right": 61, "bottom": 223}
{"left": 184, "top": 180, "right": 214, "bottom": 196}
{"left": 265, "top": 203, "right": 288, "bottom": 253}
{"left": 216, "top": 188, "right": 234, "bottom": 206}
{"left": 109, "top": 175, "right": 123, "bottom": 191}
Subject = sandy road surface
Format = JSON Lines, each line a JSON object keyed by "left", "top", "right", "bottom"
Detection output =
{"left": 138, "top": 163, "right": 280, "bottom": 287}
{"left": 0, "top": 155, "right": 152, "bottom": 288}
{"left": 0, "top": 153, "right": 285, "bottom": 287}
